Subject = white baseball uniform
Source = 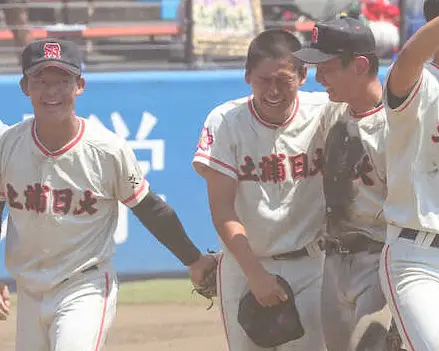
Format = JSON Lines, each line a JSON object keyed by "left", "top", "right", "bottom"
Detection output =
{"left": 193, "top": 91, "right": 328, "bottom": 350}
{"left": 380, "top": 62, "right": 439, "bottom": 350}
{"left": 320, "top": 102, "right": 392, "bottom": 351}
{"left": 0, "top": 117, "right": 149, "bottom": 351}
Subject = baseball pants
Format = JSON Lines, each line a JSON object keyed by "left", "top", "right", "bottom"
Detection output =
{"left": 380, "top": 225, "right": 439, "bottom": 351}
{"left": 322, "top": 251, "right": 392, "bottom": 351}
{"left": 15, "top": 263, "right": 118, "bottom": 351}
{"left": 218, "top": 244, "right": 326, "bottom": 351}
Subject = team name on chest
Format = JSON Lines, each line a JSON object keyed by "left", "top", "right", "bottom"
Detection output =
{"left": 238, "top": 149, "right": 324, "bottom": 183}
{"left": 6, "top": 183, "right": 98, "bottom": 215}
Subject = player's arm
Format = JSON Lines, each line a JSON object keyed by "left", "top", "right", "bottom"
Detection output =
{"left": 130, "top": 193, "right": 216, "bottom": 285}
{"left": 200, "top": 166, "right": 287, "bottom": 307}
{"left": 0, "top": 201, "right": 10, "bottom": 320}
{"left": 388, "top": 15, "right": 439, "bottom": 99}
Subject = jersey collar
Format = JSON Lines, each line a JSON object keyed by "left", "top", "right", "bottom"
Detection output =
{"left": 32, "top": 117, "right": 85, "bottom": 157}
{"left": 349, "top": 104, "right": 384, "bottom": 119}
{"left": 248, "top": 96, "right": 299, "bottom": 129}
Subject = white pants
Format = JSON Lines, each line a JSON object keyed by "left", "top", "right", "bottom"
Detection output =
{"left": 379, "top": 226, "right": 439, "bottom": 351}
{"left": 16, "top": 263, "right": 118, "bottom": 351}
{"left": 218, "top": 249, "right": 326, "bottom": 351}
{"left": 322, "top": 252, "right": 391, "bottom": 351}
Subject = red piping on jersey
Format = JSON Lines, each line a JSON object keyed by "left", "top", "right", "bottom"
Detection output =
{"left": 384, "top": 244, "right": 416, "bottom": 351}
{"left": 32, "top": 118, "right": 85, "bottom": 157}
{"left": 218, "top": 254, "right": 231, "bottom": 350}
{"left": 247, "top": 96, "right": 299, "bottom": 129}
{"left": 430, "top": 62, "right": 439, "bottom": 71}
{"left": 94, "top": 272, "right": 110, "bottom": 351}
{"left": 122, "top": 179, "right": 147, "bottom": 205}
{"left": 194, "top": 152, "right": 238, "bottom": 175}
{"left": 394, "top": 74, "right": 423, "bottom": 113}
{"left": 349, "top": 104, "right": 384, "bottom": 119}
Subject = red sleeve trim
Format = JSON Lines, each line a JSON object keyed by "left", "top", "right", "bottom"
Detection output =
{"left": 121, "top": 178, "right": 147, "bottom": 205}
{"left": 194, "top": 152, "right": 238, "bottom": 175}
{"left": 394, "top": 74, "right": 423, "bottom": 113}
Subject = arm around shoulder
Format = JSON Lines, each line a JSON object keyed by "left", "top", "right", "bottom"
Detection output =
{"left": 388, "top": 16, "right": 439, "bottom": 98}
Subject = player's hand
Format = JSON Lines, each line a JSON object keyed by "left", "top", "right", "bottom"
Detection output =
{"left": 247, "top": 269, "right": 288, "bottom": 307}
{"left": 0, "top": 283, "right": 10, "bottom": 321}
{"left": 189, "top": 254, "right": 218, "bottom": 287}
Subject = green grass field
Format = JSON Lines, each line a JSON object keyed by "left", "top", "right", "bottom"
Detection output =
{"left": 7, "top": 279, "right": 211, "bottom": 306}
{"left": 118, "top": 278, "right": 211, "bottom": 305}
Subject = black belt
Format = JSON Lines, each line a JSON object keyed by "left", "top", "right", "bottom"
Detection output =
{"left": 272, "top": 247, "right": 309, "bottom": 260}
{"left": 325, "top": 235, "right": 384, "bottom": 256}
{"left": 399, "top": 228, "right": 439, "bottom": 248}
{"left": 60, "top": 264, "right": 99, "bottom": 284}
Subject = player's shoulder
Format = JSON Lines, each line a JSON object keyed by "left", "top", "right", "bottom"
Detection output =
{"left": 81, "top": 117, "right": 127, "bottom": 154}
{"left": 0, "top": 118, "right": 31, "bottom": 144}
{"left": 205, "top": 96, "right": 250, "bottom": 126}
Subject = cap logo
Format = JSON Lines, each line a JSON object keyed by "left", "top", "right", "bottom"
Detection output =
{"left": 44, "top": 43, "right": 61, "bottom": 59}
{"left": 311, "top": 27, "right": 319, "bottom": 44}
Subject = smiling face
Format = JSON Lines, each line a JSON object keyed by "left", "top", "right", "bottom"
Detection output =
{"left": 21, "top": 66, "right": 85, "bottom": 123}
{"left": 245, "top": 57, "right": 306, "bottom": 123}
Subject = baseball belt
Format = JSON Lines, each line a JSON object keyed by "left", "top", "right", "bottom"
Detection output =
{"left": 325, "top": 235, "right": 384, "bottom": 256}
{"left": 272, "top": 247, "right": 309, "bottom": 260}
{"left": 60, "top": 264, "right": 99, "bottom": 285}
{"left": 399, "top": 228, "right": 439, "bottom": 248}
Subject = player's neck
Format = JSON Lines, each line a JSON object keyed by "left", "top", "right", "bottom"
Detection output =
{"left": 34, "top": 114, "right": 80, "bottom": 152}
{"left": 253, "top": 99, "right": 295, "bottom": 125}
{"left": 347, "top": 78, "right": 382, "bottom": 115}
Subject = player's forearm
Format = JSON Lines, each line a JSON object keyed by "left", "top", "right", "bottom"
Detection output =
{"left": 212, "top": 215, "right": 266, "bottom": 280}
{"left": 390, "top": 16, "right": 439, "bottom": 97}
{"left": 131, "top": 191, "right": 201, "bottom": 266}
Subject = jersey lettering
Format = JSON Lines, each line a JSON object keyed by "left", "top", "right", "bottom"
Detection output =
{"left": 24, "top": 183, "right": 50, "bottom": 214}
{"left": 260, "top": 154, "right": 287, "bottom": 183}
{"left": 6, "top": 184, "right": 98, "bottom": 215}
{"left": 238, "top": 156, "right": 259, "bottom": 181}
{"left": 73, "top": 190, "right": 98, "bottom": 215}
{"left": 238, "top": 149, "right": 323, "bottom": 182}
{"left": 353, "top": 154, "right": 374, "bottom": 186}
{"left": 53, "top": 189, "right": 73, "bottom": 214}
{"left": 7, "top": 183, "right": 23, "bottom": 210}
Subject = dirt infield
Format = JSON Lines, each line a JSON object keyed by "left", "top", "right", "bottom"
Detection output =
{"left": 0, "top": 304, "right": 226, "bottom": 351}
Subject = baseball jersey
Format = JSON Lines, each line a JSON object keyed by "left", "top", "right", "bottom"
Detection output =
{"left": 383, "top": 62, "right": 439, "bottom": 233}
{"left": 0, "top": 117, "right": 149, "bottom": 293}
{"left": 193, "top": 91, "right": 328, "bottom": 257}
{"left": 322, "top": 102, "right": 387, "bottom": 242}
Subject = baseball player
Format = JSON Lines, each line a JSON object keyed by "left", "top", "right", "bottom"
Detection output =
{"left": 379, "top": 0, "right": 439, "bottom": 349}
{"left": 193, "top": 29, "right": 328, "bottom": 350}
{"left": 0, "top": 38, "right": 216, "bottom": 351}
{"left": 292, "top": 16, "right": 392, "bottom": 351}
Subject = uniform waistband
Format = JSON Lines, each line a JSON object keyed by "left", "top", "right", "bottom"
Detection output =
{"left": 325, "top": 234, "right": 384, "bottom": 256}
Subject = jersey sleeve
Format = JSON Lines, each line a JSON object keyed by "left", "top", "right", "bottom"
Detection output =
{"left": 192, "top": 105, "right": 238, "bottom": 179}
{"left": 383, "top": 64, "right": 426, "bottom": 118}
{"left": 114, "top": 141, "right": 150, "bottom": 208}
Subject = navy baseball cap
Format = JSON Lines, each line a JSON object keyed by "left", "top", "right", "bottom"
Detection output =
{"left": 22, "top": 38, "right": 82, "bottom": 76}
{"left": 292, "top": 16, "right": 376, "bottom": 64}
{"left": 424, "top": 0, "right": 439, "bottom": 22}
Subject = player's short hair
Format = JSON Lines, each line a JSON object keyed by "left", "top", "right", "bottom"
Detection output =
{"left": 424, "top": 0, "right": 439, "bottom": 22}
{"left": 245, "top": 29, "right": 305, "bottom": 76}
{"left": 340, "top": 52, "right": 380, "bottom": 76}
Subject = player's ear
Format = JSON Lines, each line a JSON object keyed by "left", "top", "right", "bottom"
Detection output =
{"left": 355, "top": 56, "right": 369, "bottom": 76}
{"left": 245, "top": 70, "right": 251, "bottom": 84}
{"left": 75, "top": 76, "right": 85, "bottom": 96}
{"left": 20, "top": 76, "right": 29, "bottom": 96}
{"left": 299, "top": 66, "right": 307, "bottom": 86}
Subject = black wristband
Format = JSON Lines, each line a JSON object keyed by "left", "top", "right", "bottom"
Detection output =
{"left": 131, "top": 191, "right": 201, "bottom": 266}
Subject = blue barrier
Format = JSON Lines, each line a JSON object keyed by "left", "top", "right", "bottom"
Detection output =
{"left": 0, "top": 66, "right": 390, "bottom": 279}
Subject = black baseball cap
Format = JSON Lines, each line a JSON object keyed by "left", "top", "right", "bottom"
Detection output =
{"left": 292, "top": 17, "right": 376, "bottom": 64}
{"left": 424, "top": 0, "right": 439, "bottom": 22}
{"left": 22, "top": 38, "right": 82, "bottom": 76}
